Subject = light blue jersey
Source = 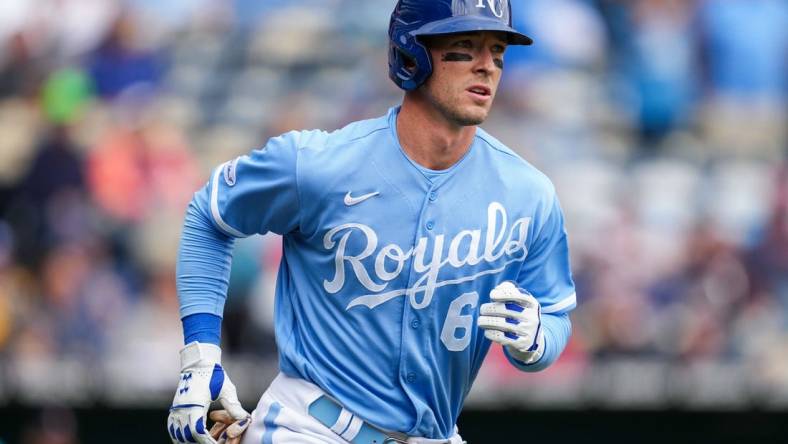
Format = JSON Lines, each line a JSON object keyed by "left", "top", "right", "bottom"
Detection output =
{"left": 178, "top": 107, "right": 576, "bottom": 438}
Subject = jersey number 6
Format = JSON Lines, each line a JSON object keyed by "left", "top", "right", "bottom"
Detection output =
{"left": 440, "top": 292, "right": 479, "bottom": 352}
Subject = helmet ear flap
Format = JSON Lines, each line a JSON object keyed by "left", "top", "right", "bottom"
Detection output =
{"left": 388, "top": 36, "right": 433, "bottom": 91}
{"left": 389, "top": 42, "right": 421, "bottom": 90}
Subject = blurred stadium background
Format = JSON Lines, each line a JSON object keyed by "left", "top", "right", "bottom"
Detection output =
{"left": 0, "top": 0, "right": 786, "bottom": 442}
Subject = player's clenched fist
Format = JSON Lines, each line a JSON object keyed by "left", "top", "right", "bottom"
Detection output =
{"left": 167, "top": 342, "right": 250, "bottom": 444}
{"left": 208, "top": 410, "right": 250, "bottom": 444}
{"left": 478, "top": 281, "right": 544, "bottom": 365}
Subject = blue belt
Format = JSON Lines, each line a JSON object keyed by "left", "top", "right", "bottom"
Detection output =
{"left": 307, "top": 395, "right": 406, "bottom": 444}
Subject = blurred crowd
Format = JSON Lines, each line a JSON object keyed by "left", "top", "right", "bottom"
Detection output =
{"left": 0, "top": 0, "right": 786, "bottom": 414}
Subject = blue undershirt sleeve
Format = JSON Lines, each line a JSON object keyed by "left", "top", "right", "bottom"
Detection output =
{"left": 504, "top": 312, "right": 572, "bottom": 372}
{"left": 176, "top": 185, "right": 236, "bottom": 343}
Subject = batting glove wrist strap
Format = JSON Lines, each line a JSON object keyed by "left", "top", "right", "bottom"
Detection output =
{"left": 181, "top": 341, "right": 222, "bottom": 369}
{"left": 504, "top": 328, "right": 545, "bottom": 365}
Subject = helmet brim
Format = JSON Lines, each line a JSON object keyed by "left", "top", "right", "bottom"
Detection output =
{"left": 410, "top": 16, "right": 533, "bottom": 46}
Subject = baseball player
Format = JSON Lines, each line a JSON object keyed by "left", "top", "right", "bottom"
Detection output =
{"left": 167, "top": 1, "right": 576, "bottom": 443}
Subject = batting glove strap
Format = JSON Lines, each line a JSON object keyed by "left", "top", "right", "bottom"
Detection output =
{"left": 181, "top": 341, "right": 222, "bottom": 369}
{"left": 504, "top": 327, "right": 545, "bottom": 365}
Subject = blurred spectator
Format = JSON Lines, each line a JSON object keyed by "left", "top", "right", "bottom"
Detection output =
{"left": 6, "top": 125, "right": 87, "bottom": 268}
{"left": 18, "top": 127, "right": 85, "bottom": 208}
{"left": 649, "top": 223, "right": 749, "bottom": 360}
{"left": 0, "top": 221, "right": 16, "bottom": 351}
{"left": 509, "top": 0, "right": 607, "bottom": 70}
{"left": 624, "top": 0, "right": 698, "bottom": 143}
{"left": 697, "top": 0, "right": 787, "bottom": 157}
{"left": 3, "top": 240, "right": 129, "bottom": 361}
{"left": 41, "top": 68, "right": 94, "bottom": 125}
{"left": 86, "top": 12, "right": 164, "bottom": 99}
{"left": 698, "top": 0, "right": 787, "bottom": 101}
{"left": 86, "top": 116, "right": 200, "bottom": 223}
{"left": 746, "top": 165, "right": 788, "bottom": 310}
{"left": 0, "top": 33, "right": 44, "bottom": 99}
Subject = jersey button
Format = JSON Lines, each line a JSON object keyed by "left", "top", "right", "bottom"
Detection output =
{"left": 428, "top": 191, "right": 437, "bottom": 202}
{"left": 426, "top": 221, "right": 434, "bottom": 230}
{"left": 406, "top": 372, "right": 417, "bottom": 383}
{"left": 411, "top": 319, "right": 420, "bottom": 329}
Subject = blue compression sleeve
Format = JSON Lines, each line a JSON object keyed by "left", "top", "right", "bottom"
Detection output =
{"left": 177, "top": 186, "right": 236, "bottom": 319}
{"left": 182, "top": 313, "right": 222, "bottom": 345}
{"left": 504, "top": 312, "right": 572, "bottom": 372}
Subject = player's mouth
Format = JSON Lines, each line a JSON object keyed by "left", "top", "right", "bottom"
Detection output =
{"left": 466, "top": 85, "right": 492, "bottom": 102}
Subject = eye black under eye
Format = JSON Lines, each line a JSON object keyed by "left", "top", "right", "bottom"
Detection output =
{"left": 442, "top": 52, "right": 474, "bottom": 62}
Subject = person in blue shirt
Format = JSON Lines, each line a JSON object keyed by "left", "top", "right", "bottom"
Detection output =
{"left": 167, "top": 1, "right": 576, "bottom": 443}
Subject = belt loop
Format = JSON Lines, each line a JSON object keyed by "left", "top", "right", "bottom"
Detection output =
{"left": 340, "top": 415, "right": 364, "bottom": 441}
{"left": 330, "top": 409, "right": 353, "bottom": 435}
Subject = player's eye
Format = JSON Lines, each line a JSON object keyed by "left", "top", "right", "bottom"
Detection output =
{"left": 491, "top": 44, "right": 506, "bottom": 54}
{"left": 452, "top": 40, "right": 474, "bottom": 49}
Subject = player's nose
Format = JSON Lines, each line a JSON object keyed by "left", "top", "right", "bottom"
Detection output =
{"left": 472, "top": 48, "right": 497, "bottom": 76}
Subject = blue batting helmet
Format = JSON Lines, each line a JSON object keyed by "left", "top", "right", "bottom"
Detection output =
{"left": 388, "top": 0, "right": 533, "bottom": 91}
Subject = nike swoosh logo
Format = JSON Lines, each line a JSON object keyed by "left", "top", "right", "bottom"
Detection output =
{"left": 344, "top": 191, "right": 380, "bottom": 206}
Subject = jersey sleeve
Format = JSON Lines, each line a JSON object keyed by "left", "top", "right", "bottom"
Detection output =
{"left": 518, "top": 194, "right": 576, "bottom": 314}
{"left": 207, "top": 131, "right": 301, "bottom": 237}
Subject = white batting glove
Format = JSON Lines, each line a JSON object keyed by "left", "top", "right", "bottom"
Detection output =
{"left": 167, "top": 342, "right": 250, "bottom": 444}
{"left": 478, "top": 281, "right": 544, "bottom": 365}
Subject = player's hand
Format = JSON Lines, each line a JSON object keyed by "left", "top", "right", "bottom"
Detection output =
{"left": 208, "top": 410, "right": 251, "bottom": 444}
{"left": 478, "top": 281, "right": 544, "bottom": 365}
{"left": 167, "top": 342, "right": 250, "bottom": 444}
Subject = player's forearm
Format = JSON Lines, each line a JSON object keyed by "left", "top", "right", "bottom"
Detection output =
{"left": 177, "top": 187, "right": 236, "bottom": 320}
{"left": 504, "top": 312, "right": 571, "bottom": 372}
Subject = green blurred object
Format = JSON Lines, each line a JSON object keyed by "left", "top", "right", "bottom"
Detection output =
{"left": 41, "top": 68, "right": 94, "bottom": 124}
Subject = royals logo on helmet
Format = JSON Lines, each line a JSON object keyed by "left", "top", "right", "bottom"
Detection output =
{"left": 474, "top": 0, "right": 506, "bottom": 18}
{"left": 451, "top": 0, "right": 508, "bottom": 19}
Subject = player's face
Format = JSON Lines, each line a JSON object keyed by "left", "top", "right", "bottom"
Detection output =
{"left": 421, "top": 31, "right": 508, "bottom": 126}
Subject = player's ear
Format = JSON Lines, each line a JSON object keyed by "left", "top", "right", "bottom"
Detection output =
{"left": 392, "top": 46, "right": 418, "bottom": 73}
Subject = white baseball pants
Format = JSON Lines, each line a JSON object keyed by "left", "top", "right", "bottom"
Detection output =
{"left": 240, "top": 373, "right": 464, "bottom": 444}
